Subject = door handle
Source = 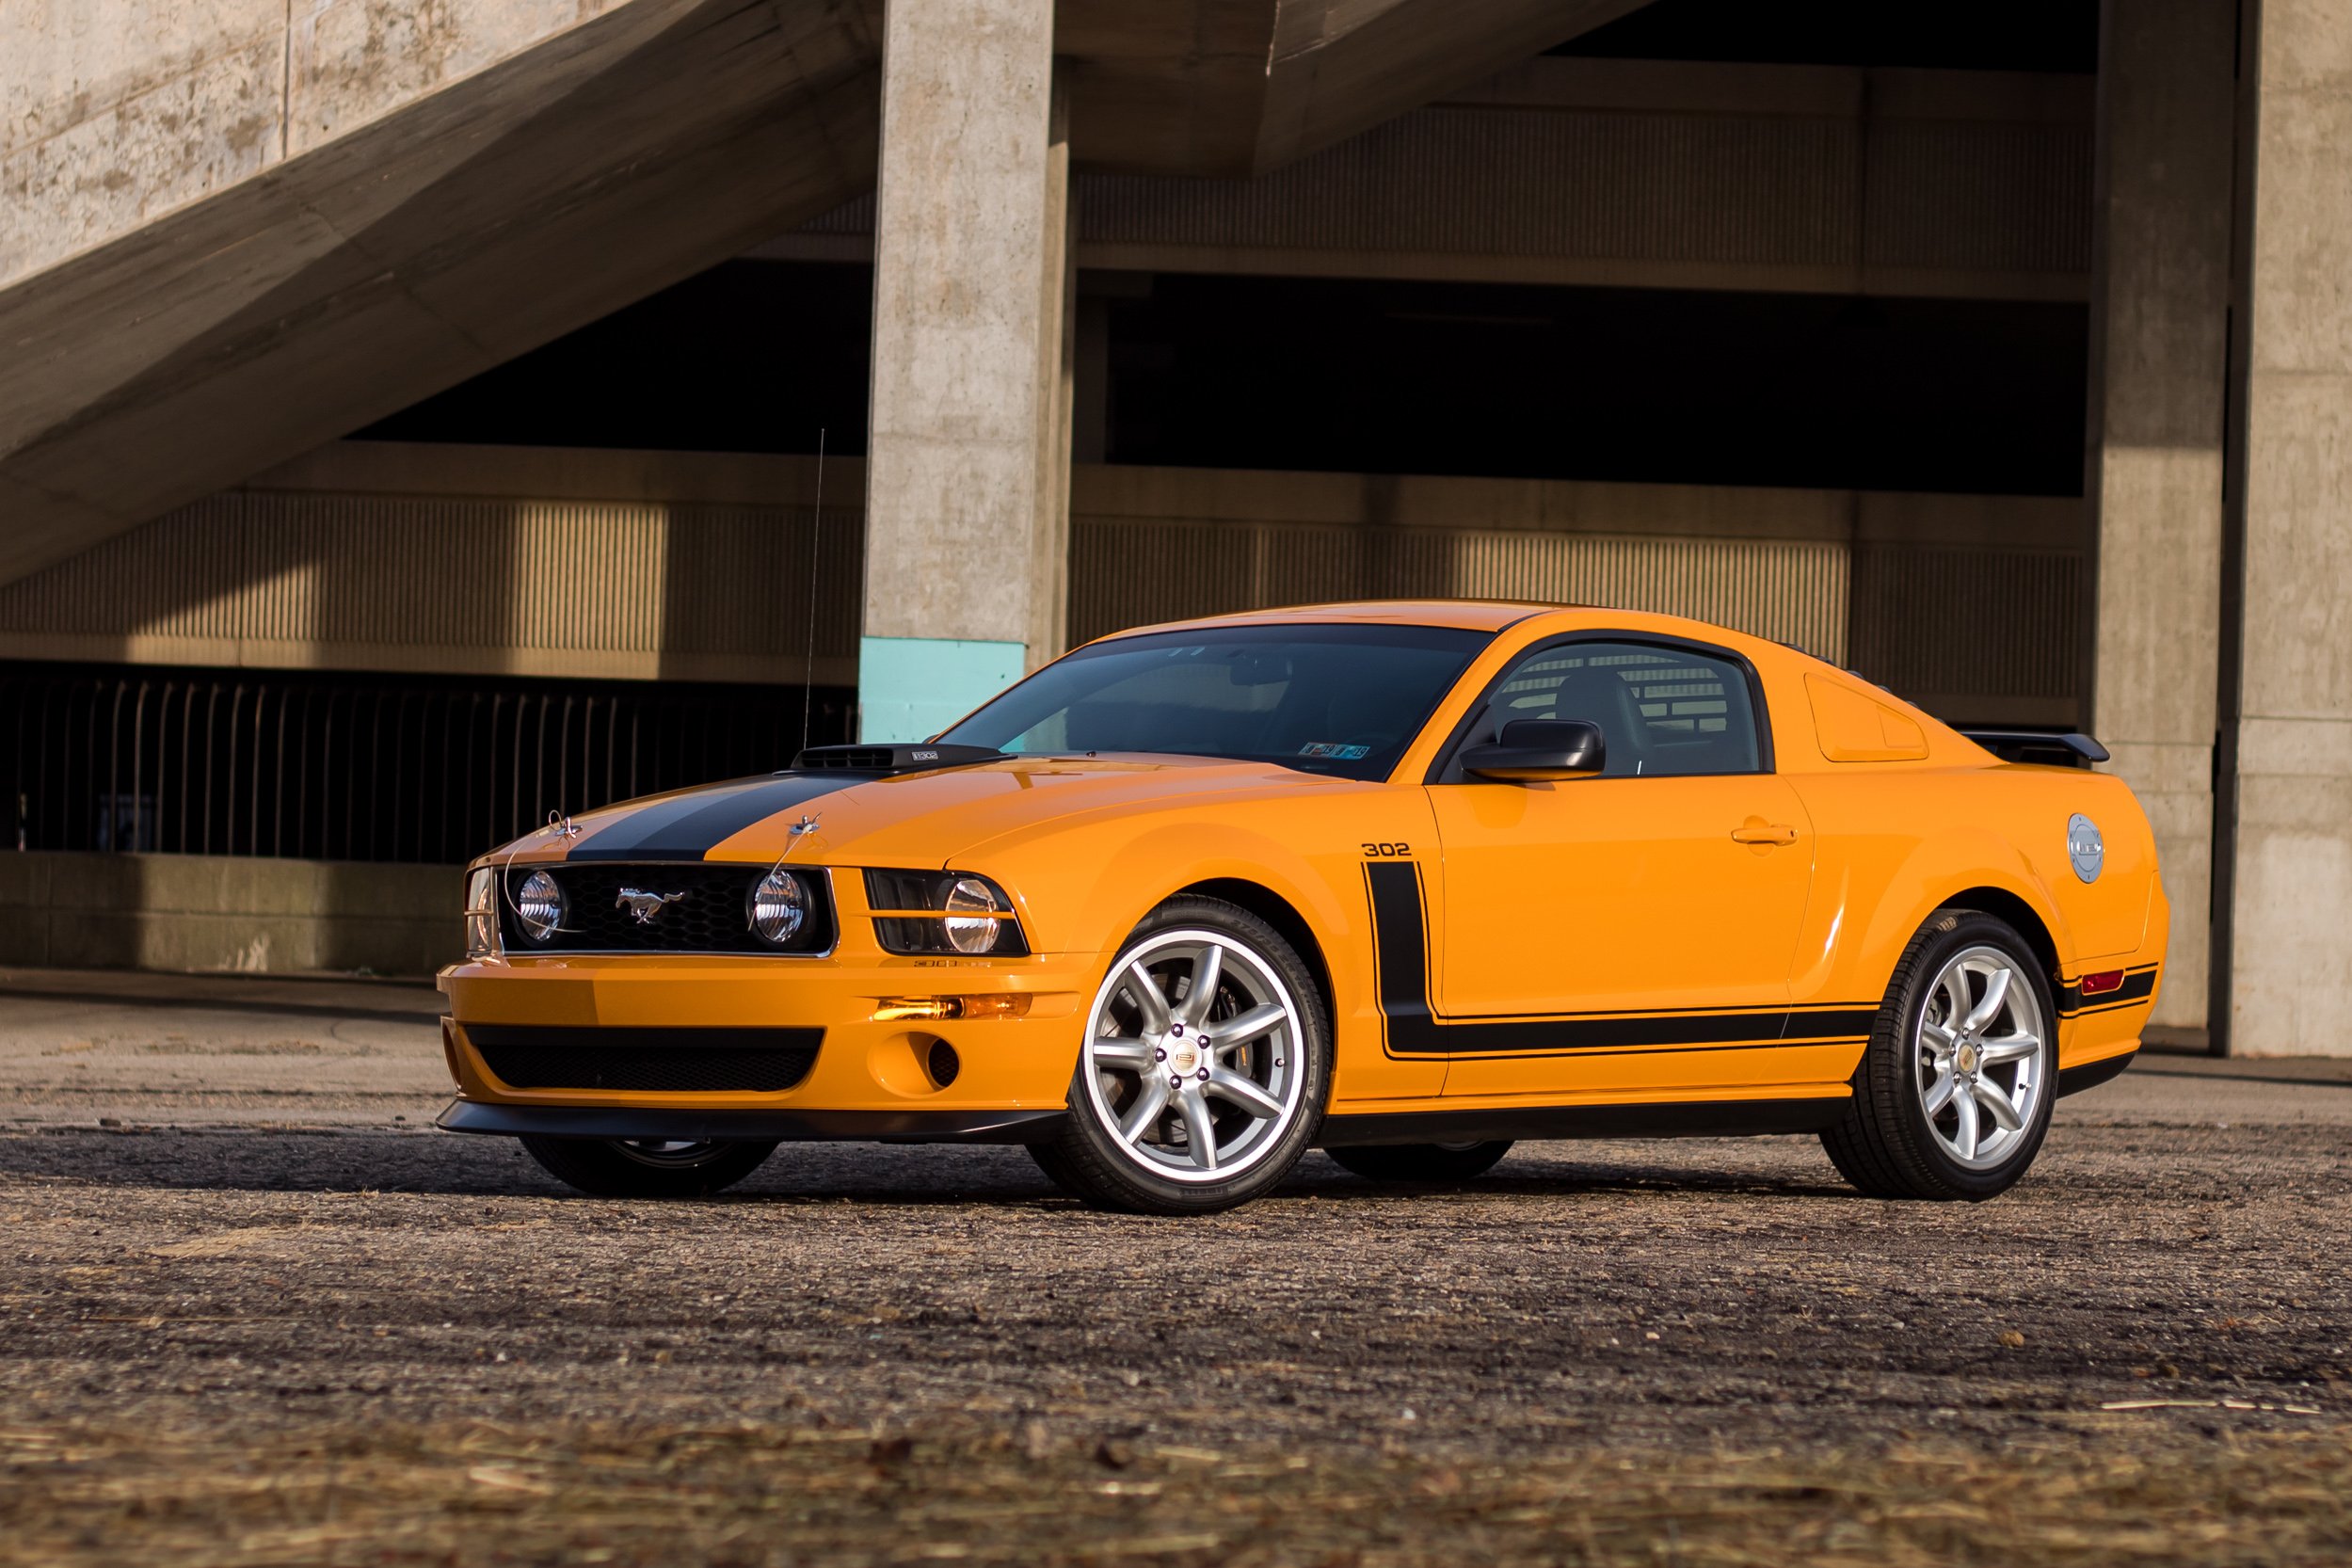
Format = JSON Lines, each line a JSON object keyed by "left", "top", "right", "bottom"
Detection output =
{"left": 1730, "top": 821, "right": 1799, "bottom": 847}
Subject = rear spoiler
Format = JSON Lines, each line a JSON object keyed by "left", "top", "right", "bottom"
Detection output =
{"left": 1957, "top": 729, "right": 2110, "bottom": 769}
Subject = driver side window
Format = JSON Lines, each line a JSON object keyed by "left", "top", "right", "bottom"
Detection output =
{"left": 1482, "top": 640, "right": 1762, "bottom": 777}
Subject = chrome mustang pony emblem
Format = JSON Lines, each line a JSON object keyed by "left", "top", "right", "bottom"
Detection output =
{"left": 616, "top": 888, "right": 688, "bottom": 924}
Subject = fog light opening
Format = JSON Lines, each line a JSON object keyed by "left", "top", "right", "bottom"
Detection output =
{"left": 872, "top": 994, "right": 1031, "bottom": 1023}
{"left": 926, "top": 1039, "right": 962, "bottom": 1090}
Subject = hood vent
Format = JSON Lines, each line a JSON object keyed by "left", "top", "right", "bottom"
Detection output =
{"left": 790, "top": 743, "right": 1004, "bottom": 775}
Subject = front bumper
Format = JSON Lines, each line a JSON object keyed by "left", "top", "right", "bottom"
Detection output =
{"left": 439, "top": 949, "right": 1099, "bottom": 1124}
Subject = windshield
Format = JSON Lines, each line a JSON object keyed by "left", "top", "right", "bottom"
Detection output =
{"left": 937, "top": 623, "right": 1494, "bottom": 781}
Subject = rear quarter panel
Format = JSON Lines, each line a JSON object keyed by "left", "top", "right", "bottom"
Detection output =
{"left": 1759, "top": 652, "right": 2165, "bottom": 1067}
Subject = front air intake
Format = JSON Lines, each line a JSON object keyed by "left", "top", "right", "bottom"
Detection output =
{"left": 468, "top": 1025, "right": 823, "bottom": 1093}
{"left": 791, "top": 743, "right": 1002, "bottom": 775}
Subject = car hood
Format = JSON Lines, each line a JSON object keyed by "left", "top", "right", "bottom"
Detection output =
{"left": 517, "top": 754, "right": 1359, "bottom": 871}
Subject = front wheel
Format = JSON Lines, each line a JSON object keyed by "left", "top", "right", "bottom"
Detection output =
{"left": 519, "top": 1135, "right": 776, "bottom": 1198}
{"left": 1821, "top": 909, "right": 2056, "bottom": 1201}
{"left": 1030, "top": 897, "right": 1331, "bottom": 1215}
{"left": 1325, "top": 1141, "right": 1513, "bottom": 1184}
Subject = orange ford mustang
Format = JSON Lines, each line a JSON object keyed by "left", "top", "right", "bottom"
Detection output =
{"left": 438, "top": 601, "right": 2166, "bottom": 1214}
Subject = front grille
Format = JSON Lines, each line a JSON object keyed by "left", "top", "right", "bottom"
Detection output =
{"left": 497, "top": 863, "right": 835, "bottom": 953}
{"left": 468, "top": 1025, "right": 823, "bottom": 1093}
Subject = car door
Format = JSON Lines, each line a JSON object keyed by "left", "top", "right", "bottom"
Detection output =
{"left": 1413, "top": 635, "right": 1816, "bottom": 1099}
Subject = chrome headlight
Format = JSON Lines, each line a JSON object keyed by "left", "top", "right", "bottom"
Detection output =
{"left": 864, "top": 870, "right": 1030, "bottom": 956}
{"left": 748, "top": 869, "right": 808, "bottom": 945}
{"left": 943, "top": 877, "right": 1002, "bottom": 954}
{"left": 464, "top": 869, "right": 500, "bottom": 958}
{"left": 514, "top": 869, "right": 566, "bottom": 943}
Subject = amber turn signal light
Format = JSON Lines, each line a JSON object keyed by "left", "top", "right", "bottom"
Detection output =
{"left": 872, "top": 994, "right": 1032, "bottom": 1023}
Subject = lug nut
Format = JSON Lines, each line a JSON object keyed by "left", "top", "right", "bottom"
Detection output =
{"left": 1196, "top": 1067, "right": 1210, "bottom": 1081}
{"left": 1153, "top": 1047, "right": 1167, "bottom": 1062}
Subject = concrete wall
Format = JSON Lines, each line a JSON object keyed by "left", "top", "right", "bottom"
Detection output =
{"left": 2219, "top": 0, "right": 2352, "bottom": 1056}
{"left": 2086, "top": 0, "right": 2238, "bottom": 1032}
{"left": 0, "top": 852, "right": 456, "bottom": 978}
{"left": 4, "top": 0, "right": 660, "bottom": 288}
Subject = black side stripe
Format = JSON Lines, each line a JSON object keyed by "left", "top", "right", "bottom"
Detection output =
{"left": 567, "top": 774, "right": 861, "bottom": 862}
{"left": 1364, "top": 861, "right": 1871, "bottom": 1057}
{"left": 2056, "top": 965, "right": 2159, "bottom": 1016}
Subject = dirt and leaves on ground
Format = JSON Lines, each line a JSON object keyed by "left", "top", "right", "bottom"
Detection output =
{"left": 5, "top": 1416, "right": 2352, "bottom": 1567}
{"left": 2, "top": 1090, "right": 2347, "bottom": 1565}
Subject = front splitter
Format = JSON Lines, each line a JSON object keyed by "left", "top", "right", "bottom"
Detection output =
{"left": 437, "top": 1098, "right": 1067, "bottom": 1144}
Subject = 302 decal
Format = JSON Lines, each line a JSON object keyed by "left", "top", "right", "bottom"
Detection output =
{"left": 1362, "top": 841, "right": 1413, "bottom": 858}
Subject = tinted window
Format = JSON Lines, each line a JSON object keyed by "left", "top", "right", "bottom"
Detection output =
{"left": 940, "top": 625, "right": 1494, "bottom": 781}
{"left": 1475, "top": 640, "right": 1762, "bottom": 777}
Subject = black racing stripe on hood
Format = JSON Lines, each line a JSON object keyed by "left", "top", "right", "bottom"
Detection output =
{"left": 566, "top": 774, "right": 863, "bottom": 862}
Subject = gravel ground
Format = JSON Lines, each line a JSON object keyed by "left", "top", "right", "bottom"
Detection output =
{"left": 2, "top": 969, "right": 2348, "bottom": 1565}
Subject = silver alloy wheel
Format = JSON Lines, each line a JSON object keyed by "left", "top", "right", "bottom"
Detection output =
{"left": 611, "top": 1139, "right": 725, "bottom": 1168}
{"left": 1080, "top": 928, "right": 1306, "bottom": 1184}
{"left": 1914, "top": 944, "right": 2047, "bottom": 1170}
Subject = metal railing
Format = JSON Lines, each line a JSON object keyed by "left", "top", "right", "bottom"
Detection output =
{"left": 2, "top": 664, "right": 851, "bottom": 865}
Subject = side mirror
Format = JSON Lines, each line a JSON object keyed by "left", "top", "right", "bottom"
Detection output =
{"left": 1459, "top": 719, "right": 1606, "bottom": 783}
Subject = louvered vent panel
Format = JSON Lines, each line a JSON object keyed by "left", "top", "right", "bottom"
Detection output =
{"left": 0, "top": 493, "right": 863, "bottom": 675}
{"left": 1849, "top": 544, "right": 2082, "bottom": 699}
{"left": 1070, "top": 520, "right": 1849, "bottom": 664}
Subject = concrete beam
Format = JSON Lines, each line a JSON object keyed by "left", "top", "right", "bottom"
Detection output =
{"left": 2, "top": 0, "right": 1649, "bottom": 601}
{"left": 856, "top": 0, "right": 1073, "bottom": 742}
{"left": 1, "top": 0, "right": 885, "bottom": 589}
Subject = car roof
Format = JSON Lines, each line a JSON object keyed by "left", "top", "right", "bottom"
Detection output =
{"left": 1116, "top": 600, "right": 1575, "bottom": 635}
{"left": 1106, "top": 599, "right": 1757, "bottom": 641}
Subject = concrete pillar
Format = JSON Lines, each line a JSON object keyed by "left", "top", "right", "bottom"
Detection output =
{"left": 2086, "top": 0, "right": 2239, "bottom": 1037}
{"left": 856, "top": 0, "right": 1073, "bottom": 743}
{"left": 2216, "top": 0, "right": 2352, "bottom": 1055}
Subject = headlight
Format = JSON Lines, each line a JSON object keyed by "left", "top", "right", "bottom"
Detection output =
{"left": 514, "top": 869, "right": 565, "bottom": 943}
{"left": 465, "top": 869, "right": 500, "bottom": 958}
{"left": 864, "top": 870, "right": 1030, "bottom": 956}
{"left": 748, "top": 869, "right": 808, "bottom": 944}
{"left": 942, "top": 877, "right": 1001, "bottom": 954}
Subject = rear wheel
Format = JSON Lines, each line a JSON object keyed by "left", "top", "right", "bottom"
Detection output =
{"left": 519, "top": 1136, "right": 776, "bottom": 1198}
{"left": 1030, "top": 897, "right": 1330, "bottom": 1215}
{"left": 1822, "top": 909, "right": 2056, "bottom": 1201}
{"left": 1326, "top": 1141, "right": 1513, "bottom": 1183}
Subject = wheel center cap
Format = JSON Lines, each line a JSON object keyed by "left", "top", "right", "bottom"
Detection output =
{"left": 1168, "top": 1038, "right": 1202, "bottom": 1076}
{"left": 1957, "top": 1042, "right": 1980, "bottom": 1074}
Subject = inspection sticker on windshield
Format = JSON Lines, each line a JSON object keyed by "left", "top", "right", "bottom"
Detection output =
{"left": 1298, "top": 742, "right": 1371, "bottom": 760}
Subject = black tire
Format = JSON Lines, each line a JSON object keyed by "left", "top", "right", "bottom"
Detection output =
{"left": 519, "top": 1135, "right": 776, "bottom": 1198}
{"left": 1029, "top": 896, "right": 1332, "bottom": 1215}
{"left": 1325, "top": 1141, "right": 1513, "bottom": 1183}
{"left": 1821, "top": 908, "right": 2058, "bottom": 1201}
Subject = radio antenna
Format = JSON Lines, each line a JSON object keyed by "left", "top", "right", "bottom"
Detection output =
{"left": 799, "top": 427, "right": 827, "bottom": 756}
